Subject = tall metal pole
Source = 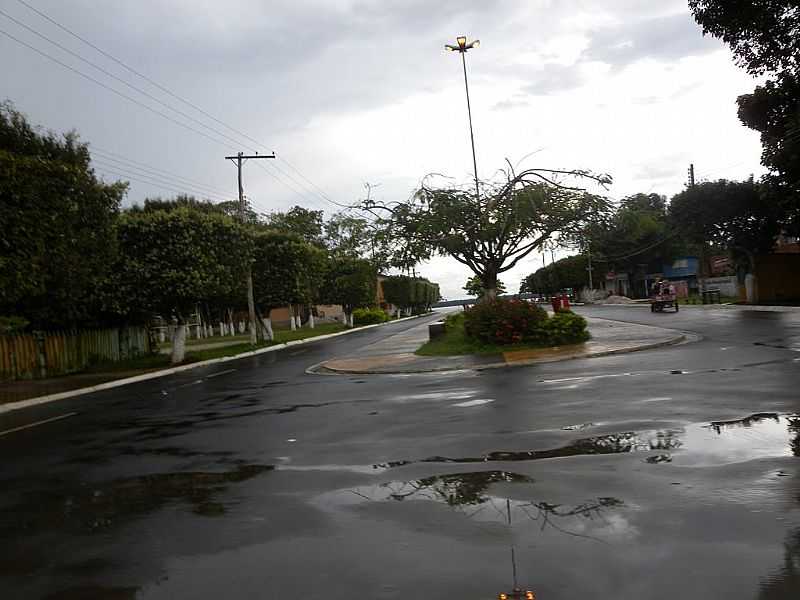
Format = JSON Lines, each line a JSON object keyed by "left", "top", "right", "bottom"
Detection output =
{"left": 461, "top": 51, "right": 480, "bottom": 201}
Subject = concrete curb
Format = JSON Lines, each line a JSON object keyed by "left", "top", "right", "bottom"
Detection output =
{"left": 310, "top": 318, "right": 693, "bottom": 376}
{"left": 0, "top": 313, "right": 433, "bottom": 415}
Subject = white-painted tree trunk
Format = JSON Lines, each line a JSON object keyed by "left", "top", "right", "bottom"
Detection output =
{"left": 171, "top": 323, "right": 187, "bottom": 364}
{"left": 308, "top": 312, "right": 315, "bottom": 329}
{"left": 219, "top": 322, "right": 225, "bottom": 336}
{"left": 346, "top": 312, "right": 354, "bottom": 328}
{"left": 195, "top": 323, "right": 202, "bottom": 339}
{"left": 289, "top": 306, "right": 296, "bottom": 330}
{"left": 296, "top": 315, "right": 303, "bottom": 329}
{"left": 262, "top": 317, "right": 274, "bottom": 341}
{"left": 158, "top": 328, "right": 166, "bottom": 343}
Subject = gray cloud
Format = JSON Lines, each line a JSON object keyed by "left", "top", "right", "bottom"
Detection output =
{"left": 583, "top": 12, "right": 720, "bottom": 69}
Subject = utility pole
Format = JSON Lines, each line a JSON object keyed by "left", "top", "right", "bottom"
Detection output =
{"left": 688, "top": 163, "right": 695, "bottom": 187}
{"left": 225, "top": 151, "right": 275, "bottom": 345}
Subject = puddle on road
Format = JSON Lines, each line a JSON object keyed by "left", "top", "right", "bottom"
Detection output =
{"left": 364, "top": 413, "right": 800, "bottom": 471}
{"left": 0, "top": 464, "right": 273, "bottom": 536}
{"left": 321, "top": 469, "right": 624, "bottom": 526}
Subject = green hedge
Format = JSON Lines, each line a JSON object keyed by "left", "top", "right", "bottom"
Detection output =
{"left": 353, "top": 307, "right": 390, "bottom": 325}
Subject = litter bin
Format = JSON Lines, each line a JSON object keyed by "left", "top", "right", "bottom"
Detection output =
{"left": 551, "top": 296, "right": 563, "bottom": 313}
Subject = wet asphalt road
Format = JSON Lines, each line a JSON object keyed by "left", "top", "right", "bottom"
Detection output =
{"left": 1, "top": 306, "right": 800, "bottom": 600}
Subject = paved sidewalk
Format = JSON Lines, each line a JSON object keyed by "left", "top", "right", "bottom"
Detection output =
{"left": 316, "top": 316, "right": 687, "bottom": 374}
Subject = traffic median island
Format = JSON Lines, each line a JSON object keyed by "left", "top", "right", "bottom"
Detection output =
{"left": 315, "top": 315, "right": 688, "bottom": 375}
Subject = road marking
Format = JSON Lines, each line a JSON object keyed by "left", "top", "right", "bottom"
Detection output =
{"left": 452, "top": 398, "right": 494, "bottom": 407}
{"left": 0, "top": 412, "right": 78, "bottom": 437}
{"left": 206, "top": 368, "right": 237, "bottom": 378}
{"left": 175, "top": 379, "right": 204, "bottom": 388}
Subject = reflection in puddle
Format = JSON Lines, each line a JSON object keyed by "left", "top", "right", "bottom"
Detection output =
{"left": 367, "top": 413, "right": 800, "bottom": 471}
{"left": 1, "top": 464, "right": 272, "bottom": 536}
{"left": 322, "top": 470, "right": 627, "bottom": 542}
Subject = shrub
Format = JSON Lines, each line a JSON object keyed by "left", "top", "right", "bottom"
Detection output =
{"left": 464, "top": 299, "right": 548, "bottom": 345}
{"left": 352, "top": 307, "right": 389, "bottom": 326}
{"left": 542, "top": 311, "right": 590, "bottom": 345}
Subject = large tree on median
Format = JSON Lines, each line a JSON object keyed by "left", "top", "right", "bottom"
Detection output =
{"left": 113, "top": 207, "right": 252, "bottom": 364}
{"left": 365, "top": 168, "right": 610, "bottom": 301}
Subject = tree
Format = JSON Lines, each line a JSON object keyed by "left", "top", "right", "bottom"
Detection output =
{"left": 251, "top": 230, "right": 327, "bottom": 337}
{"left": 669, "top": 179, "right": 782, "bottom": 300}
{"left": 521, "top": 255, "right": 589, "bottom": 296}
{"left": 383, "top": 275, "right": 440, "bottom": 314}
{"left": 0, "top": 101, "right": 127, "bottom": 329}
{"left": 113, "top": 208, "right": 252, "bottom": 363}
{"left": 266, "top": 206, "right": 324, "bottom": 244}
{"left": 463, "top": 275, "right": 506, "bottom": 298}
{"left": 320, "top": 257, "right": 376, "bottom": 327}
{"left": 587, "top": 192, "right": 687, "bottom": 296}
{"left": 366, "top": 167, "right": 610, "bottom": 301}
{"left": 690, "top": 1, "right": 800, "bottom": 236}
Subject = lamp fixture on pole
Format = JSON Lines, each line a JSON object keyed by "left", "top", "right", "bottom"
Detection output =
{"left": 445, "top": 35, "right": 481, "bottom": 201}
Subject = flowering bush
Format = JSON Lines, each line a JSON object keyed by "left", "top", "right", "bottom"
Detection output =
{"left": 464, "top": 299, "right": 548, "bottom": 345}
{"left": 463, "top": 299, "right": 589, "bottom": 346}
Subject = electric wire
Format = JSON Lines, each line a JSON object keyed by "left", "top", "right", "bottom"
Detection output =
{"left": 7, "top": 2, "right": 351, "bottom": 211}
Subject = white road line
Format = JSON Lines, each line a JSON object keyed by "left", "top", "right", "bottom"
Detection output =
{"left": 0, "top": 412, "right": 79, "bottom": 437}
{"left": 206, "top": 368, "right": 237, "bottom": 378}
{"left": 452, "top": 399, "right": 494, "bottom": 407}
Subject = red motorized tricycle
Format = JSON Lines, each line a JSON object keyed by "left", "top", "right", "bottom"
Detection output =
{"left": 650, "top": 281, "right": 679, "bottom": 313}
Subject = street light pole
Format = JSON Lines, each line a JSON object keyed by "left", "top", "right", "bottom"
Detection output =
{"left": 446, "top": 35, "right": 481, "bottom": 201}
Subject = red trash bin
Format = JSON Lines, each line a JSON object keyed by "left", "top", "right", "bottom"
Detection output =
{"left": 561, "top": 294, "right": 571, "bottom": 311}
{"left": 551, "top": 296, "right": 562, "bottom": 313}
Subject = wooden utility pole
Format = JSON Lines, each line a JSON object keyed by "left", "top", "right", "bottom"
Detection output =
{"left": 225, "top": 151, "right": 275, "bottom": 345}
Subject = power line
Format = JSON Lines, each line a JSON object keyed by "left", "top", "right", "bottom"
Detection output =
{"left": 91, "top": 148, "right": 232, "bottom": 197}
{"left": 94, "top": 165, "right": 228, "bottom": 201}
{"left": 9, "top": 0, "right": 350, "bottom": 211}
{"left": 0, "top": 8, "right": 252, "bottom": 152}
{"left": 14, "top": 0, "right": 267, "bottom": 152}
{"left": 91, "top": 158, "right": 230, "bottom": 201}
{"left": 277, "top": 155, "right": 353, "bottom": 208}
{"left": 0, "top": 27, "right": 239, "bottom": 151}
{"left": 253, "top": 162, "right": 330, "bottom": 212}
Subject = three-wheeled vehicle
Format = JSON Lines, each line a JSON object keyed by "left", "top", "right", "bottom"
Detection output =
{"left": 650, "top": 281, "right": 679, "bottom": 313}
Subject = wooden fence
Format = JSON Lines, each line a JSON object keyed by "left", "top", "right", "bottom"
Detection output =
{"left": 0, "top": 327, "right": 151, "bottom": 380}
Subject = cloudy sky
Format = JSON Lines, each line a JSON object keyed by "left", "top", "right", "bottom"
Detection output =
{"left": 1, "top": 0, "right": 765, "bottom": 298}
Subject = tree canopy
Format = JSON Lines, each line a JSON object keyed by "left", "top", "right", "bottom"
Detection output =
{"left": 669, "top": 179, "right": 782, "bottom": 264}
{"left": 0, "top": 101, "right": 127, "bottom": 329}
{"left": 266, "top": 206, "right": 324, "bottom": 244}
{"left": 690, "top": 1, "right": 800, "bottom": 236}
{"left": 367, "top": 168, "right": 610, "bottom": 300}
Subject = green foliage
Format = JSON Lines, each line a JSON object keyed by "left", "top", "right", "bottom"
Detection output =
{"left": 541, "top": 311, "right": 590, "bottom": 345}
{"left": 251, "top": 230, "right": 327, "bottom": 314}
{"left": 0, "top": 101, "right": 127, "bottom": 328}
{"left": 352, "top": 307, "right": 389, "bottom": 325}
{"left": 321, "top": 257, "right": 376, "bottom": 313}
{"left": 112, "top": 208, "right": 252, "bottom": 322}
{"left": 266, "top": 206, "right": 324, "bottom": 245}
{"left": 0, "top": 315, "right": 29, "bottom": 333}
{"left": 669, "top": 179, "right": 781, "bottom": 262}
{"left": 521, "top": 254, "right": 588, "bottom": 295}
{"left": 690, "top": 1, "right": 800, "bottom": 237}
{"left": 464, "top": 275, "right": 506, "bottom": 298}
{"left": 464, "top": 299, "right": 548, "bottom": 345}
{"left": 463, "top": 300, "right": 588, "bottom": 346}
{"left": 382, "top": 275, "right": 439, "bottom": 311}
{"left": 369, "top": 169, "right": 611, "bottom": 299}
